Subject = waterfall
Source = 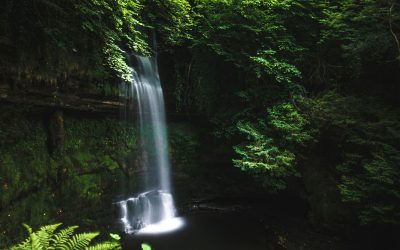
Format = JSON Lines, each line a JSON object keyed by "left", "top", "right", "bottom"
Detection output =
{"left": 117, "top": 54, "right": 176, "bottom": 233}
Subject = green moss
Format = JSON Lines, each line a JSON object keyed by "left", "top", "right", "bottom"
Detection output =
{"left": 0, "top": 110, "right": 140, "bottom": 249}
{"left": 64, "top": 118, "right": 138, "bottom": 174}
{"left": 0, "top": 110, "right": 52, "bottom": 209}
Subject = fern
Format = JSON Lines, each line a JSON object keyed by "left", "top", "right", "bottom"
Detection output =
{"left": 36, "top": 223, "right": 62, "bottom": 249}
{"left": 63, "top": 232, "right": 99, "bottom": 250}
{"left": 12, "top": 224, "right": 33, "bottom": 250}
{"left": 11, "top": 223, "right": 121, "bottom": 250}
{"left": 11, "top": 237, "right": 30, "bottom": 250}
{"left": 29, "top": 227, "right": 42, "bottom": 250}
{"left": 50, "top": 225, "right": 79, "bottom": 249}
{"left": 86, "top": 241, "right": 121, "bottom": 250}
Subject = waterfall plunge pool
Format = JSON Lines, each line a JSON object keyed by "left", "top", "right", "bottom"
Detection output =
{"left": 121, "top": 211, "right": 267, "bottom": 250}
{"left": 136, "top": 217, "right": 185, "bottom": 234}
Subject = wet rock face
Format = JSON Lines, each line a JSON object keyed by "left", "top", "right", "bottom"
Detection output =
{"left": 0, "top": 70, "right": 124, "bottom": 114}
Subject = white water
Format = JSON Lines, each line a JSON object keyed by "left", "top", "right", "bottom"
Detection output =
{"left": 117, "top": 55, "right": 176, "bottom": 233}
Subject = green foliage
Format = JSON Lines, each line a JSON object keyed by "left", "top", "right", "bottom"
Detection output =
{"left": 109, "top": 234, "right": 121, "bottom": 241}
{"left": 171, "top": 0, "right": 320, "bottom": 192}
{"left": 143, "top": 0, "right": 193, "bottom": 46}
{"left": 268, "top": 102, "right": 315, "bottom": 144}
{"left": 233, "top": 90, "right": 400, "bottom": 225}
{"left": 0, "top": 0, "right": 149, "bottom": 82}
{"left": 77, "top": 0, "right": 147, "bottom": 51}
{"left": 192, "top": 0, "right": 305, "bottom": 83}
{"left": 251, "top": 50, "right": 302, "bottom": 85}
{"left": 0, "top": 0, "right": 398, "bottom": 236}
{"left": 11, "top": 223, "right": 120, "bottom": 250}
{"left": 0, "top": 111, "right": 138, "bottom": 248}
{"left": 76, "top": 0, "right": 149, "bottom": 80}
{"left": 303, "top": 92, "right": 400, "bottom": 225}
{"left": 169, "top": 0, "right": 314, "bottom": 139}
{"left": 233, "top": 102, "right": 314, "bottom": 191}
{"left": 103, "top": 42, "right": 133, "bottom": 82}
{"left": 234, "top": 122, "right": 296, "bottom": 191}
{"left": 305, "top": 92, "right": 400, "bottom": 225}
{"left": 0, "top": 110, "right": 52, "bottom": 209}
{"left": 317, "top": 0, "right": 400, "bottom": 78}
{"left": 63, "top": 118, "right": 137, "bottom": 204}
{"left": 141, "top": 243, "right": 152, "bottom": 250}
{"left": 164, "top": 0, "right": 400, "bottom": 228}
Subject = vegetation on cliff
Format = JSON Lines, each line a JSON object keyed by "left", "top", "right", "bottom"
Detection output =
{"left": 1, "top": 0, "right": 400, "bottom": 248}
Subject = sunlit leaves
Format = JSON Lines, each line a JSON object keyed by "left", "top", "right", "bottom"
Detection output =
{"left": 268, "top": 102, "right": 314, "bottom": 144}
{"left": 233, "top": 102, "right": 313, "bottom": 191}
{"left": 103, "top": 42, "right": 133, "bottom": 82}
{"left": 251, "top": 50, "right": 301, "bottom": 85}
{"left": 233, "top": 121, "right": 297, "bottom": 191}
{"left": 75, "top": 0, "right": 148, "bottom": 80}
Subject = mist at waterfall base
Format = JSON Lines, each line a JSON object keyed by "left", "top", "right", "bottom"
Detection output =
{"left": 116, "top": 55, "right": 180, "bottom": 234}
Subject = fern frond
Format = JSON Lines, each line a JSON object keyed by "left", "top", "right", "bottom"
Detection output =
{"left": 10, "top": 224, "right": 33, "bottom": 250}
{"left": 10, "top": 237, "right": 30, "bottom": 250}
{"left": 11, "top": 224, "right": 121, "bottom": 250}
{"left": 50, "top": 225, "right": 79, "bottom": 249}
{"left": 86, "top": 241, "right": 121, "bottom": 250}
{"left": 39, "top": 223, "right": 62, "bottom": 234}
{"left": 62, "top": 232, "right": 99, "bottom": 250}
{"left": 30, "top": 231, "right": 43, "bottom": 249}
{"left": 36, "top": 223, "right": 62, "bottom": 249}
{"left": 22, "top": 223, "right": 33, "bottom": 235}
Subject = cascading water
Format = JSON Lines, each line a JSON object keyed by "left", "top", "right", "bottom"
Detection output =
{"left": 117, "top": 54, "right": 177, "bottom": 234}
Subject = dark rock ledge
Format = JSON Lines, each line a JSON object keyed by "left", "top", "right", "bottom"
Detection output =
{"left": 0, "top": 83, "right": 123, "bottom": 113}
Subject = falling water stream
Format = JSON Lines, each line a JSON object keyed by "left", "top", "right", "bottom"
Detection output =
{"left": 117, "top": 54, "right": 178, "bottom": 234}
{"left": 114, "top": 54, "right": 277, "bottom": 250}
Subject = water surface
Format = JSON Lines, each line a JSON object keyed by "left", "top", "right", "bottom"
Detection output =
{"left": 122, "top": 212, "right": 267, "bottom": 250}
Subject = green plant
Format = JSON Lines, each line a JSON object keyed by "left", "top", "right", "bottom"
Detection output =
{"left": 141, "top": 243, "right": 152, "bottom": 250}
{"left": 233, "top": 101, "right": 314, "bottom": 191}
{"left": 11, "top": 223, "right": 121, "bottom": 250}
{"left": 307, "top": 93, "right": 400, "bottom": 225}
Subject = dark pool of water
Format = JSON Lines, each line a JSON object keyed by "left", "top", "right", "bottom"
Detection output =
{"left": 122, "top": 211, "right": 267, "bottom": 250}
